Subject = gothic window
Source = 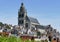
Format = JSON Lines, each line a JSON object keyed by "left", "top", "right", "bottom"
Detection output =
{"left": 22, "top": 13, "right": 24, "bottom": 17}
{"left": 19, "top": 20, "right": 24, "bottom": 24}
{"left": 19, "top": 14, "right": 21, "bottom": 18}
{"left": 19, "top": 13, "right": 24, "bottom": 18}
{"left": 25, "top": 23, "right": 28, "bottom": 28}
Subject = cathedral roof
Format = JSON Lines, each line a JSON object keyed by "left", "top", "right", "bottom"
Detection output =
{"left": 28, "top": 17, "right": 39, "bottom": 24}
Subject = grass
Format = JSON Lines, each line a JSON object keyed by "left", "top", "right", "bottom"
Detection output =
{"left": 0, "top": 36, "right": 49, "bottom": 42}
{"left": 0, "top": 36, "right": 33, "bottom": 42}
{"left": 0, "top": 36, "right": 17, "bottom": 42}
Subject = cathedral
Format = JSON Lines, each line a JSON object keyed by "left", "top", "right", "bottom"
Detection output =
{"left": 18, "top": 3, "right": 57, "bottom": 37}
{"left": 18, "top": 3, "right": 40, "bottom": 31}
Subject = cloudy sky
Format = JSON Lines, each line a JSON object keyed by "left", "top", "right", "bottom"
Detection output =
{"left": 0, "top": 0, "right": 60, "bottom": 32}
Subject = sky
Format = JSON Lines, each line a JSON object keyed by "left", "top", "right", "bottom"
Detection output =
{"left": 0, "top": 0, "right": 60, "bottom": 32}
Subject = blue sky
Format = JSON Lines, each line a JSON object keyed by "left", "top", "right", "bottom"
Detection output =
{"left": 0, "top": 0, "right": 60, "bottom": 32}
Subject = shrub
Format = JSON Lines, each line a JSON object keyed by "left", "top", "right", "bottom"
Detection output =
{"left": 41, "top": 40, "right": 44, "bottom": 42}
{"left": 45, "top": 39, "right": 48, "bottom": 42}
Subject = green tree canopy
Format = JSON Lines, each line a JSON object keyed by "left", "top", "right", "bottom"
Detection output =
{"left": 5, "top": 25, "right": 11, "bottom": 29}
{"left": 0, "top": 22, "right": 4, "bottom": 27}
{"left": 37, "top": 31, "right": 41, "bottom": 36}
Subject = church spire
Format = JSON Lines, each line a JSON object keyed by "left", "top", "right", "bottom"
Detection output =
{"left": 20, "top": 2, "right": 25, "bottom": 13}
{"left": 18, "top": 3, "right": 27, "bottom": 26}
{"left": 21, "top": 2, "right": 24, "bottom": 6}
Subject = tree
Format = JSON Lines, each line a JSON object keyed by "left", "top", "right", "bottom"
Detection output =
{"left": 37, "top": 31, "right": 41, "bottom": 36}
{"left": 0, "top": 22, "right": 4, "bottom": 27}
{"left": 6, "top": 25, "right": 11, "bottom": 29}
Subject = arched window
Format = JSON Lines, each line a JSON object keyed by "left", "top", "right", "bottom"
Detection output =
{"left": 25, "top": 23, "right": 28, "bottom": 28}
{"left": 19, "top": 13, "right": 24, "bottom": 18}
{"left": 19, "top": 20, "right": 24, "bottom": 24}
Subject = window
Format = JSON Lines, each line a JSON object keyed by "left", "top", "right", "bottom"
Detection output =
{"left": 19, "top": 14, "right": 21, "bottom": 18}
{"left": 19, "top": 20, "right": 24, "bottom": 24}
{"left": 25, "top": 23, "right": 28, "bottom": 28}
{"left": 22, "top": 14, "right": 24, "bottom": 17}
{"left": 19, "top": 14, "right": 24, "bottom": 18}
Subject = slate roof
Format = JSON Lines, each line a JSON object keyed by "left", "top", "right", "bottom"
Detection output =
{"left": 28, "top": 17, "right": 39, "bottom": 24}
{"left": 35, "top": 25, "right": 45, "bottom": 29}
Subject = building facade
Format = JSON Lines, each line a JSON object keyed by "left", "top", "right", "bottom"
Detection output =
{"left": 18, "top": 3, "right": 40, "bottom": 32}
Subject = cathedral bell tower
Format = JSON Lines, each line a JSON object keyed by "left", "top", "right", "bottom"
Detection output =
{"left": 18, "top": 3, "right": 27, "bottom": 28}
